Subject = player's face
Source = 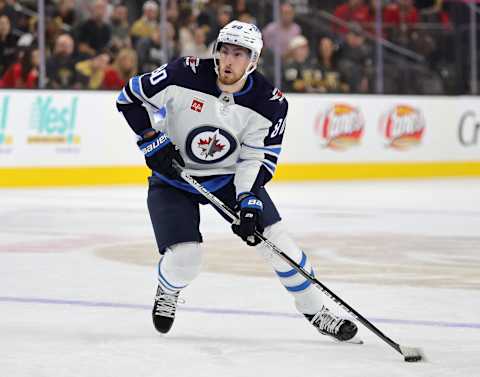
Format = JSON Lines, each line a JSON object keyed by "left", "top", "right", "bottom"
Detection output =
{"left": 217, "top": 44, "right": 251, "bottom": 85}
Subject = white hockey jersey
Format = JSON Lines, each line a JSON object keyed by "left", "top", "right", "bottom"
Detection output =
{"left": 116, "top": 57, "right": 288, "bottom": 196}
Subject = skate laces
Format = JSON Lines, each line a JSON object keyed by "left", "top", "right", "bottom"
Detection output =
{"left": 310, "top": 306, "right": 344, "bottom": 335}
{"left": 154, "top": 289, "right": 180, "bottom": 319}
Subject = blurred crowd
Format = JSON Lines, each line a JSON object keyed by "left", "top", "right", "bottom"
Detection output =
{"left": 0, "top": 0, "right": 475, "bottom": 94}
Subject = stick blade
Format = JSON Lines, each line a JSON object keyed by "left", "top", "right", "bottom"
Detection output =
{"left": 399, "top": 345, "right": 427, "bottom": 362}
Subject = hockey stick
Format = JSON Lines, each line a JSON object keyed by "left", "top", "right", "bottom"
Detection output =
{"left": 178, "top": 169, "right": 425, "bottom": 362}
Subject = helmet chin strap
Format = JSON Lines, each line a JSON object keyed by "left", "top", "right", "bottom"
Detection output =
{"left": 240, "top": 62, "right": 256, "bottom": 81}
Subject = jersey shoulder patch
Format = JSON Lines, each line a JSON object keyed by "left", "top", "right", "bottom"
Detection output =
{"left": 184, "top": 56, "right": 201, "bottom": 74}
{"left": 268, "top": 87, "right": 286, "bottom": 103}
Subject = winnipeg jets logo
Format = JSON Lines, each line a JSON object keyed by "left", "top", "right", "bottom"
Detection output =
{"left": 198, "top": 130, "right": 225, "bottom": 159}
{"left": 186, "top": 126, "right": 237, "bottom": 164}
{"left": 185, "top": 56, "right": 200, "bottom": 74}
{"left": 269, "top": 88, "right": 285, "bottom": 102}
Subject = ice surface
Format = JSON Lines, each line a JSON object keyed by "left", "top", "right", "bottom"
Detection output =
{"left": 1, "top": 179, "right": 480, "bottom": 377}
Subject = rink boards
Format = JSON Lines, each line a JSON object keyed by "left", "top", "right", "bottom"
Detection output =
{"left": 0, "top": 90, "right": 479, "bottom": 186}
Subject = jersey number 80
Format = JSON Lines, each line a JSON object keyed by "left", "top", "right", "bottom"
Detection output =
{"left": 150, "top": 64, "right": 168, "bottom": 85}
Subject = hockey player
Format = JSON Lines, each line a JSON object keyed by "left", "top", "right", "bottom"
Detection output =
{"left": 116, "top": 20, "right": 358, "bottom": 342}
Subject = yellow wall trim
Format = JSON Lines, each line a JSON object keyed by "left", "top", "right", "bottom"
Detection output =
{"left": 1, "top": 162, "right": 480, "bottom": 187}
{"left": 0, "top": 166, "right": 150, "bottom": 187}
{"left": 276, "top": 162, "right": 480, "bottom": 180}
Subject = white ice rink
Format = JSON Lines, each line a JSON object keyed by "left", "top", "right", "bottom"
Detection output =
{"left": 1, "top": 179, "right": 480, "bottom": 377}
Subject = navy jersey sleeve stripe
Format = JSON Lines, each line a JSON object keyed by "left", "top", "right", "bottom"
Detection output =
{"left": 128, "top": 75, "right": 161, "bottom": 110}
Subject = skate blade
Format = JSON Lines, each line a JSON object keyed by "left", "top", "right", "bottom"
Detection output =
{"left": 333, "top": 334, "right": 364, "bottom": 345}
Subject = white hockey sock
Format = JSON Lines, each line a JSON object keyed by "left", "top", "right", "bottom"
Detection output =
{"left": 157, "top": 242, "right": 202, "bottom": 293}
{"left": 256, "top": 222, "right": 324, "bottom": 315}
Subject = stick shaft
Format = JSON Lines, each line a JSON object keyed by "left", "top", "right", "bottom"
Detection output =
{"left": 180, "top": 170, "right": 403, "bottom": 356}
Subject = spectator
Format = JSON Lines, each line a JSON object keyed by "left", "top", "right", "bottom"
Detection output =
{"left": 75, "top": 51, "right": 110, "bottom": 89}
{"left": 337, "top": 24, "right": 373, "bottom": 93}
{"left": 46, "top": 33, "right": 79, "bottom": 89}
{"left": 384, "top": 0, "right": 419, "bottom": 27}
{"left": 53, "top": 0, "right": 77, "bottom": 30}
{"left": 257, "top": 47, "right": 275, "bottom": 83}
{"left": 130, "top": 0, "right": 159, "bottom": 45}
{"left": 176, "top": 5, "right": 195, "bottom": 56}
{"left": 137, "top": 27, "right": 173, "bottom": 73}
{"left": 422, "top": 8, "right": 450, "bottom": 28}
{"left": 111, "top": 3, "right": 130, "bottom": 43}
{"left": 0, "top": 15, "right": 17, "bottom": 76}
{"left": 206, "top": 5, "right": 233, "bottom": 47}
{"left": 0, "top": 46, "right": 39, "bottom": 88}
{"left": 196, "top": 0, "right": 217, "bottom": 34}
{"left": 288, "top": 0, "right": 312, "bottom": 17}
{"left": 76, "top": 0, "right": 111, "bottom": 57}
{"left": 0, "top": 0, "right": 16, "bottom": 29}
{"left": 415, "top": 0, "right": 440, "bottom": 12}
{"left": 315, "top": 36, "right": 347, "bottom": 93}
{"left": 333, "top": 0, "right": 370, "bottom": 35}
{"left": 282, "top": 35, "right": 317, "bottom": 92}
{"left": 383, "top": 0, "right": 419, "bottom": 47}
{"left": 46, "top": 14, "right": 68, "bottom": 53}
{"left": 15, "top": 12, "right": 37, "bottom": 49}
{"left": 74, "top": 0, "right": 113, "bottom": 24}
{"left": 166, "top": 0, "right": 180, "bottom": 27}
{"left": 364, "top": 0, "right": 387, "bottom": 36}
{"left": 102, "top": 47, "right": 137, "bottom": 89}
{"left": 263, "top": 2, "right": 302, "bottom": 57}
{"left": 180, "top": 27, "right": 210, "bottom": 59}
{"left": 110, "top": 3, "right": 131, "bottom": 54}
{"left": 233, "top": 0, "right": 257, "bottom": 23}
{"left": 46, "top": 0, "right": 76, "bottom": 51}
{"left": 237, "top": 12, "right": 255, "bottom": 25}
{"left": 416, "top": 0, "right": 450, "bottom": 26}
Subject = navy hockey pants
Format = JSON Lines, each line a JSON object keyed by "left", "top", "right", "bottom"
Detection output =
{"left": 147, "top": 175, "right": 282, "bottom": 253}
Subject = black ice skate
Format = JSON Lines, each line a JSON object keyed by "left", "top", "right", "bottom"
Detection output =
{"left": 305, "top": 306, "right": 358, "bottom": 342}
{"left": 152, "top": 285, "right": 179, "bottom": 334}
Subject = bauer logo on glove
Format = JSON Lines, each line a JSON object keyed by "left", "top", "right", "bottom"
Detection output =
{"left": 137, "top": 131, "right": 185, "bottom": 179}
{"left": 140, "top": 133, "right": 169, "bottom": 156}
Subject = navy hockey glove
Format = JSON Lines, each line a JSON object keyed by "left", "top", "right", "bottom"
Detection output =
{"left": 137, "top": 131, "right": 185, "bottom": 179}
{"left": 231, "top": 193, "right": 264, "bottom": 247}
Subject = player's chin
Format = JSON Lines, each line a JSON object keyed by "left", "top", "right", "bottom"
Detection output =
{"left": 219, "top": 74, "right": 241, "bottom": 85}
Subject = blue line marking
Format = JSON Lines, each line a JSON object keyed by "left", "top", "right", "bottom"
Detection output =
{"left": 1, "top": 296, "right": 479, "bottom": 330}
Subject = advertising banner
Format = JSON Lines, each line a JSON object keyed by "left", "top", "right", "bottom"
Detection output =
{"left": 281, "top": 95, "right": 480, "bottom": 163}
{"left": 0, "top": 90, "right": 142, "bottom": 168}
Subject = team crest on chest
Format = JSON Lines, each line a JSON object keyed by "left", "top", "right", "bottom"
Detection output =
{"left": 186, "top": 126, "right": 237, "bottom": 164}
